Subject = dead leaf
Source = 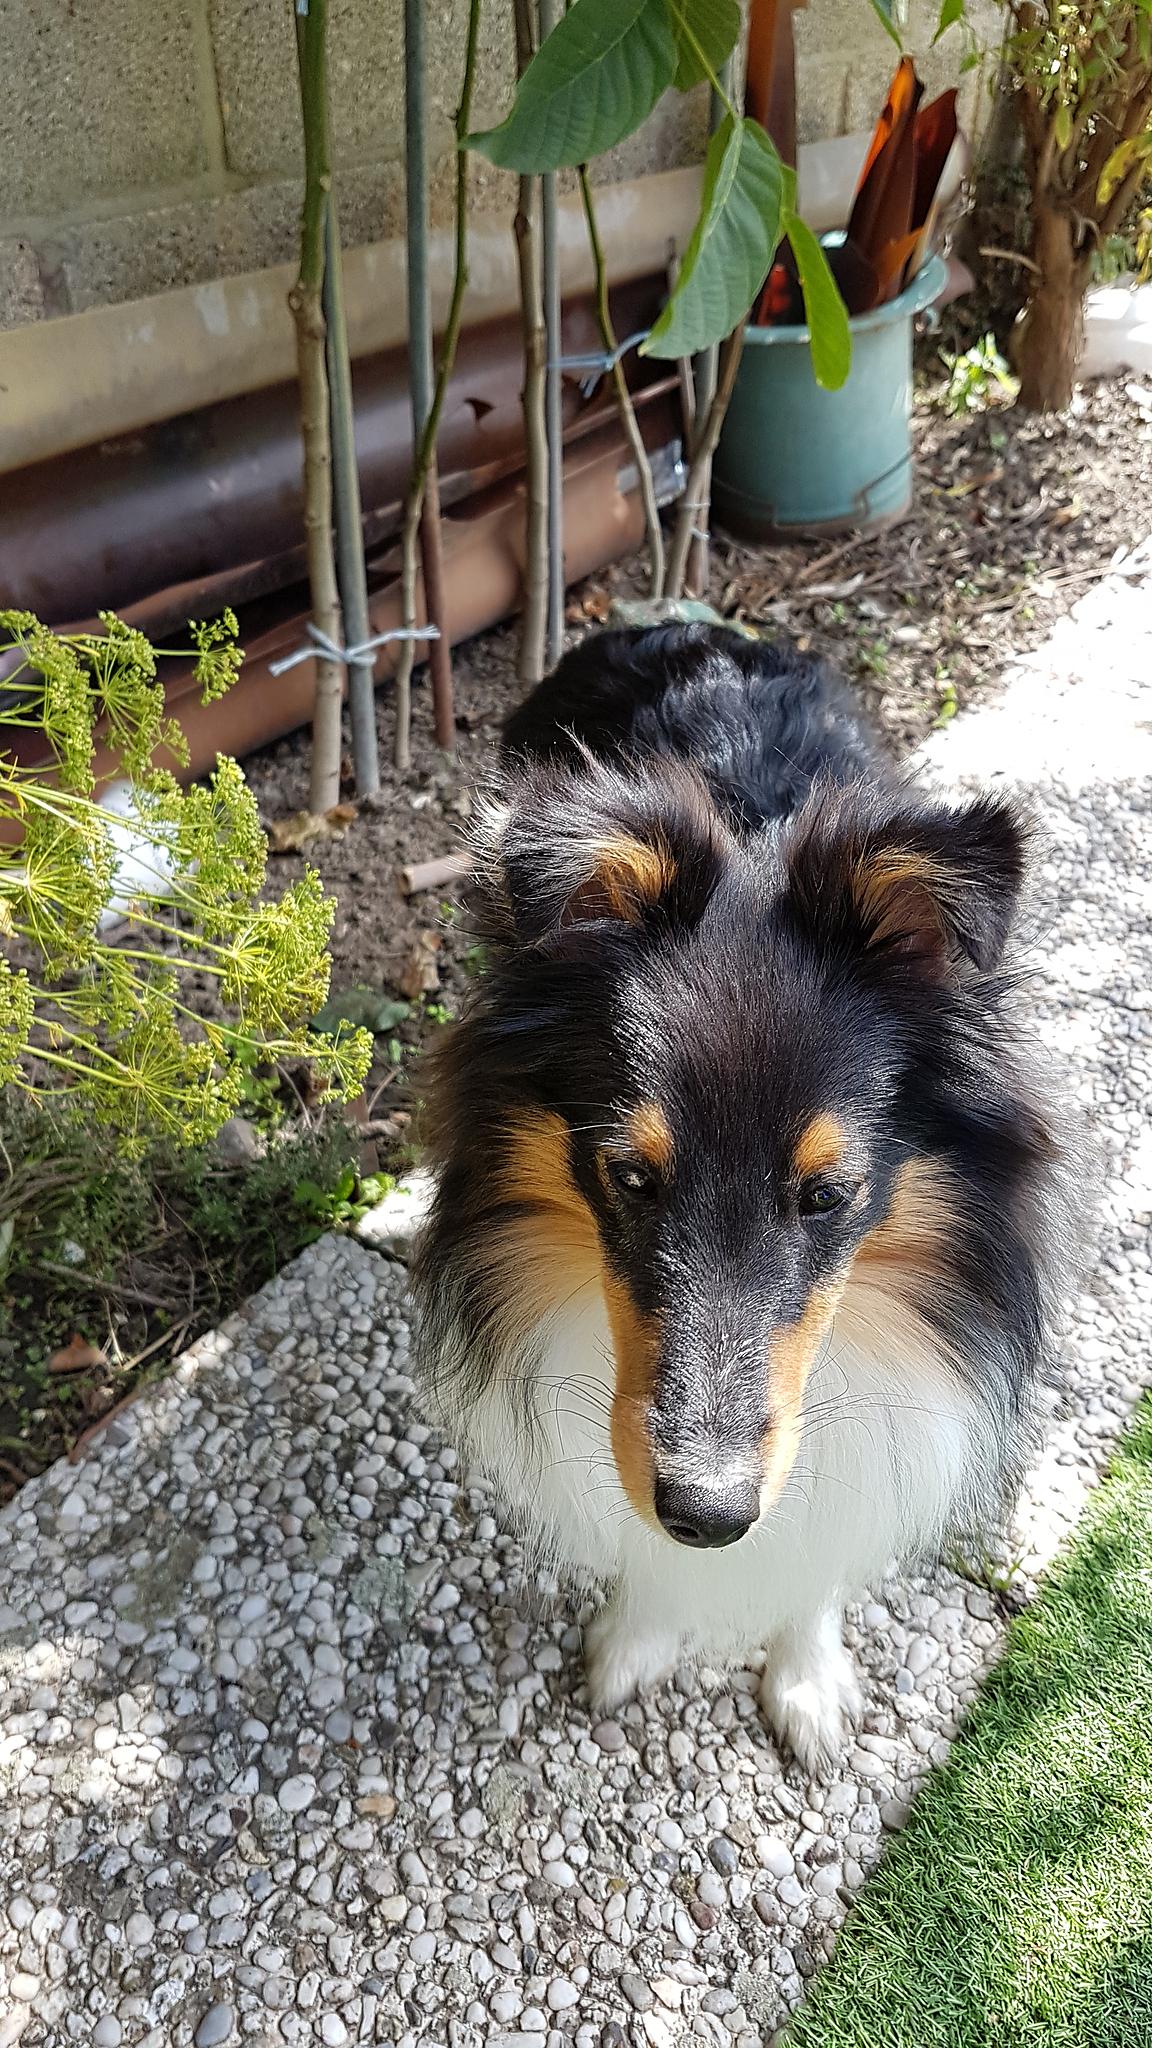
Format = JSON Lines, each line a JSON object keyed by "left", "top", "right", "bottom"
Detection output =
{"left": 801, "top": 573, "right": 866, "bottom": 599}
{"left": 268, "top": 804, "right": 359, "bottom": 854}
{"left": 1048, "top": 497, "right": 1083, "bottom": 528}
{"left": 48, "top": 1334, "right": 108, "bottom": 1375}
{"left": 577, "top": 584, "right": 611, "bottom": 622}
{"left": 398, "top": 929, "right": 442, "bottom": 1002}
{"left": 944, "top": 467, "right": 1004, "bottom": 500}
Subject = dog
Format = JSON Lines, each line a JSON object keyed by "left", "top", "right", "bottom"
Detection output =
{"left": 412, "top": 622, "right": 1072, "bottom": 1773}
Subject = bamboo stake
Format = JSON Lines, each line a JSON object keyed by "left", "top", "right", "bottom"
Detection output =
{"left": 513, "top": 0, "right": 549, "bottom": 686}
{"left": 396, "top": 0, "right": 432, "bottom": 775}
{"left": 393, "top": 0, "right": 481, "bottom": 770}
{"left": 663, "top": 323, "right": 747, "bottom": 600}
{"left": 578, "top": 166, "right": 665, "bottom": 600}
{"left": 539, "top": 0, "right": 565, "bottom": 669}
{"left": 323, "top": 199, "right": 380, "bottom": 797}
{"left": 289, "top": 0, "right": 343, "bottom": 814}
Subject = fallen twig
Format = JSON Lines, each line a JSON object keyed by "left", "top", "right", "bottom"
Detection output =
{"left": 793, "top": 535, "right": 869, "bottom": 586}
{"left": 33, "top": 1262, "right": 181, "bottom": 1312}
{"left": 399, "top": 851, "right": 473, "bottom": 897}
{"left": 67, "top": 1378, "right": 160, "bottom": 1463}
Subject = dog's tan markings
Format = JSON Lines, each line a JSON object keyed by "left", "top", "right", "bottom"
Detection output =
{"left": 497, "top": 1110, "right": 661, "bottom": 1522}
{"left": 853, "top": 849, "right": 951, "bottom": 959}
{"left": 488, "top": 1112, "right": 602, "bottom": 1335}
{"left": 498, "top": 1111, "right": 597, "bottom": 1237}
{"left": 793, "top": 1112, "right": 845, "bottom": 1182}
{"left": 603, "top": 1271, "right": 661, "bottom": 1526}
{"left": 484, "top": 1217, "right": 600, "bottom": 1337}
{"left": 565, "top": 835, "right": 674, "bottom": 925}
{"left": 854, "top": 1156, "right": 959, "bottom": 1280}
{"left": 762, "top": 1280, "right": 847, "bottom": 1505}
{"left": 626, "top": 1102, "right": 674, "bottom": 1175}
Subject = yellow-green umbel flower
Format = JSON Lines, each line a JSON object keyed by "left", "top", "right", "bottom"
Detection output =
{"left": 2, "top": 609, "right": 371, "bottom": 1150}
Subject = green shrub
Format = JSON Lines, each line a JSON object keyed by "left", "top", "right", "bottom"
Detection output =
{"left": 0, "top": 610, "right": 371, "bottom": 1151}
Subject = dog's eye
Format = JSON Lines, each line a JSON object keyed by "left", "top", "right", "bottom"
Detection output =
{"left": 606, "top": 1157, "right": 657, "bottom": 1201}
{"left": 800, "top": 1181, "right": 848, "bottom": 1217}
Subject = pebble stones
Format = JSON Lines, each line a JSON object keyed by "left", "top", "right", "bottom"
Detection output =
{"left": 194, "top": 2006, "right": 235, "bottom": 2047}
{"left": 0, "top": 590, "right": 1148, "bottom": 2042}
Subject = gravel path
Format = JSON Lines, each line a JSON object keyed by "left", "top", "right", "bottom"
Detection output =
{"left": 3, "top": 559, "right": 1151, "bottom": 2048}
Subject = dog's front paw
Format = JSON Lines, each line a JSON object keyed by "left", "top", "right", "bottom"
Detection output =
{"left": 584, "top": 1602, "right": 680, "bottom": 1712}
{"left": 759, "top": 1614, "right": 862, "bottom": 1777}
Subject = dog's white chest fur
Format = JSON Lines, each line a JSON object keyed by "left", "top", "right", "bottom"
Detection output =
{"left": 453, "top": 1275, "right": 988, "bottom": 1769}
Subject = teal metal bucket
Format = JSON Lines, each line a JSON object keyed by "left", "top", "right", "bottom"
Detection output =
{"left": 713, "top": 252, "right": 946, "bottom": 540}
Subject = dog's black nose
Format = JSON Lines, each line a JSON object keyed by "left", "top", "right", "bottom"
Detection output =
{"left": 654, "top": 1476, "right": 759, "bottom": 1549}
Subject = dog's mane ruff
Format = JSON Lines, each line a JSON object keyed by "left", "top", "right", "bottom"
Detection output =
{"left": 410, "top": 623, "right": 1086, "bottom": 1705}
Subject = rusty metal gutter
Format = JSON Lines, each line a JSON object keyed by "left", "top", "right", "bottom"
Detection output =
{"left": 0, "top": 277, "right": 662, "bottom": 627}
{"left": 6, "top": 387, "right": 683, "bottom": 793}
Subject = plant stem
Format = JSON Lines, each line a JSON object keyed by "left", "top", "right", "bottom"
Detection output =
{"left": 666, "top": 64, "right": 732, "bottom": 600}
{"left": 513, "top": 0, "right": 550, "bottom": 685}
{"left": 420, "top": 463, "right": 456, "bottom": 754}
{"left": 393, "top": 0, "right": 482, "bottom": 767}
{"left": 667, "top": 1, "right": 740, "bottom": 116}
{"left": 396, "top": 0, "right": 431, "bottom": 776}
{"left": 539, "top": 0, "right": 566, "bottom": 669}
{"left": 289, "top": 0, "right": 344, "bottom": 815}
{"left": 578, "top": 165, "right": 665, "bottom": 600}
{"left": 663, "top": 323, "right": 746, "bottom": 598}
{"left": 404, "top": 0, "right": 456, "bottom": 759}
{"left": 323, "top": 199, "right": 380, "bottom": 798}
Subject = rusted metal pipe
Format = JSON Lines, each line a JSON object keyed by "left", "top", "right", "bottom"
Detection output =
{"left": 6, "top": 388, "right": 682, "bottom": 795}
{"left": 0, "top": 278, "right": 664, "bottom": 628}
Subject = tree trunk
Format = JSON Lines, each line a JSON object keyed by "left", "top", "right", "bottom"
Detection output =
{"left": 1015, "top": 203, "right": 1091, "bottom": 414}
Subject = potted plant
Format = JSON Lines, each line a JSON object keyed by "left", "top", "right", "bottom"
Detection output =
{"left": 713, "top": 56, "right": 968, "bottom": 537}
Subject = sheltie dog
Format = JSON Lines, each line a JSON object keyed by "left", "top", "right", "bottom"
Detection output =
{"left": 412, "top": 623, "right": 1072, "bottom": 1772}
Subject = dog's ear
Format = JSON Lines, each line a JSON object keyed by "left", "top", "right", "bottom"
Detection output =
{"left": 481, "top": 757, "right": 733, "bottom": 949}
{"left": 784, "top": 789, "right": 1027, "bottom": 976}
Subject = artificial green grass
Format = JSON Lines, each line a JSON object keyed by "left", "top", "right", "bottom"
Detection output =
{"left": 786, "top": 1395, "right": 1152, "bottom": 2048}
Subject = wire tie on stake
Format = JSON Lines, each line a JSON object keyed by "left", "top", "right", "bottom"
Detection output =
{"left": 550, "top": 329, "right": 652, "bottom": 397}
{"left": 680, "top": 495, "right": 711, "bottom": 543}
{"left": 269, "top": 621, "right": 441, "bottom": 677}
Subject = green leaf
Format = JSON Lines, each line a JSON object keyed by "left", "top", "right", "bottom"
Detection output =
{"left": 783, "top": 212, "right": 852, "bottom": 390}
{"left": 668, "top": 0, "right": 741, "bottom": 92}
{"left": 467, "top": 0, "right": 676, "bottom": 172}
{"left": 933, "top": 0, "right": 966, "bottom": 41}
{"left": 643, "top": 115, "right": 785, "bottom": 359}
{"left": 868, "top": 0, "right": 904, "bottom": 47}
{"left": 1053, "top": 100, "right": 1073, "bottom": 152}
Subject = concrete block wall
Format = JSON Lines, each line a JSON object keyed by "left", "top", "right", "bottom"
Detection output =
{"left": 0, "top": 0, "right": 1001, "bottom": 331}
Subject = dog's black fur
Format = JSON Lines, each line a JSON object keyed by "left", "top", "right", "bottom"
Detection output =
{"left": 412, "top": 624, "right": 1075, "bottom": 1764}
